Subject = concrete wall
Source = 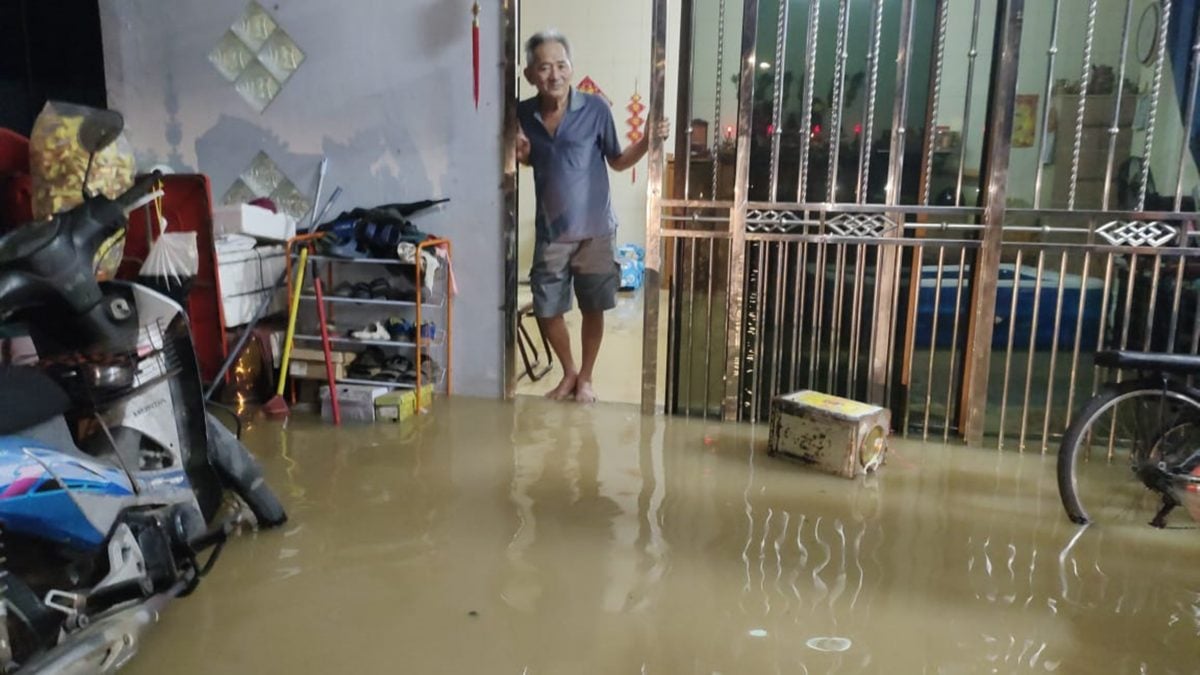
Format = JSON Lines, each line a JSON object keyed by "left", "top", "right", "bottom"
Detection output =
{"left": 99, "top": 0, "right": 506, "bottom": 397}
{"left": 516, "top": 0, "right": 680, "bottom": 276}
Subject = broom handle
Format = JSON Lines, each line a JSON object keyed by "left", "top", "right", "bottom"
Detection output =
{"left": 275, "top": 247, "right": 309, "bottom": 397}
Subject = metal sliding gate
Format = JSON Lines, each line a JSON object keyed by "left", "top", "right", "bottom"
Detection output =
{"left": 642, "top": 0, "right": 1200, "bottom": 448}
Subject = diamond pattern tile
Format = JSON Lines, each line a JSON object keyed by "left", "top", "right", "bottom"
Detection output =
{"left": 258, "top": 29, "right": 305, "bottom": 84}
{"left": 234, "top": 61, "right": 282, "bottom": 114}
{"left": 225, "top": 152, "right": 312, "bottom": 222}
{"left": 243, "top": 151, "right": 286, "bottom": 195}
{"left": 208, "top": 31, "right": 256, "bottom": 83}
{"left": 231, "top": 1, "right": 278, "bottom": 52}
{"left": 210, "top": 1, "right": 304, "bottom": 113}
{"left": 270, "top": 181, "right": 312, "bottom": 222}
{"left": 222, "top": 178, "right": 258, "bottom": 206}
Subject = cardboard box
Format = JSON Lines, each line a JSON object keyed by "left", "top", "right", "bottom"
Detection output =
{"left": 374, "top": 385, "right": 435, "bottom": 423}
{"left": 213, "top": 204, "right": 296, "bottom": 242}
{"left": 768, "top": 390, "right": 889, "bottom": 479}
{"left": 288, "top": 359, "right": 346, "bottom": 381}
{"left": 289, "top": 348, "right": 353, "bottom": 364}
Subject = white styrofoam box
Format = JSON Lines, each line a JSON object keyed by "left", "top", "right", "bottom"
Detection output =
{"left": 213, "top": 204, "right": 296, "bottom": 242}
{"left": 215, "top": 245, "right": 286, "bottom": 299}
{"left": 221, "top": 288, "right": 286, "bottom": 328}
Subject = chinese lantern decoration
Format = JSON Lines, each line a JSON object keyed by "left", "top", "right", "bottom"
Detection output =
{"left": 471, "top": 2, "right": 480, "bottom": 109}
{"left": 576, "top": 76, "right": 612, "bottom": 106}
{"left": 626, "top": 90, "right": 645, "bottom": 183}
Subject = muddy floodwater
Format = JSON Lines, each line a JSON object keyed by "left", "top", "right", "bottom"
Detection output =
{"left": 123, "top": 397, "right": 1199, "bottom": 674}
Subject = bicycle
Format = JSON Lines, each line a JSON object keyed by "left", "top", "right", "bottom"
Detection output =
{"left": 1057, "top": 350, "right": 1200, "bottom": 528}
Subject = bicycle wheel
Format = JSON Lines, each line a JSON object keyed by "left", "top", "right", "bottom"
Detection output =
{"left": 1057, "top": 379, "right": 1200, "bottom": 527}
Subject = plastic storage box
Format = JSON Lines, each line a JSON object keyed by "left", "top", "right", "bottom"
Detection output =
{"left": 320, "top": 383, "right": 389, "bottom": 423}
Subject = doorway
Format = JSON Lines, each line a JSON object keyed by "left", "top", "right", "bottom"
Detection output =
{"left": 508, "top": 1, "right": 679, "bottom": 406}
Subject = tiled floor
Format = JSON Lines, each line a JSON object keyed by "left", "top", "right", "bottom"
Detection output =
{"left": 514, "top": 286, "right": 652, "bottom": 406}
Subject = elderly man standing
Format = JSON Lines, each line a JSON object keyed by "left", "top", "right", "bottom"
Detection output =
{"left": 516, "top": 29, "right": 668, "bottom": 403}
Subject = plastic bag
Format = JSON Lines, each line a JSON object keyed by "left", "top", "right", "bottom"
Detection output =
{"left": 617, "top": 243, "right": 645, "bottom": 291}
{"left": 29, "top": 101, "right": 137, "bottom": 220}
{"left": 138, "top": 184, "right": 198, "bottom": 306}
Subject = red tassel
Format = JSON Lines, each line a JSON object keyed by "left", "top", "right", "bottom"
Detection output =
{"left": 472, "top": 3, "right": 480, "bottom": 109}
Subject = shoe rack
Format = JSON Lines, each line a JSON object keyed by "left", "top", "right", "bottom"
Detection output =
{"left": 286, "top": 236, "right": 452, "bottom": 410}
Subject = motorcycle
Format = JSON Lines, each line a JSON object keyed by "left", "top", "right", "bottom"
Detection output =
{"left": 0, "top": 108, "right": 287, "bottom": 672}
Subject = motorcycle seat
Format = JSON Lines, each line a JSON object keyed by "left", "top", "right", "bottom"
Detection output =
{"left": 0, "top": 365, "right": 71, "bottom": 435}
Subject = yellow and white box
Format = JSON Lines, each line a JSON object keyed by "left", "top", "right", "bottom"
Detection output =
{"left": 768, "top": 390, "right": 889, "bottom": 478}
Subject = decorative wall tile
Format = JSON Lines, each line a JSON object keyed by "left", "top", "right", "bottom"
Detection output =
{"left": 234, "top": 61, "right": 282, "bottom": 114}
{"left": 208, "top": 31, "right": 256, "bottom": 83}
{"left": 224, "top": 152, "right": 312, "bottom": 222}
{"left": 258, "top": 29, "right": 306, "bottom": 84}
{"left": 231, "top": 1, "right": 277, "bottom": 52}
{"left": 210, "top": 1, "right": 304, "bottom": 113}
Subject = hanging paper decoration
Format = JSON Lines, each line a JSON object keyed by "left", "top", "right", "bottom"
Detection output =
{"left": 576, "top": 76, "right": 612, "bottom": 106}
{"left": 471, "top": 2, "right": 480, "bottom": 109}
{"left": 626, "top": 89, "right": 646, "bottom": 183}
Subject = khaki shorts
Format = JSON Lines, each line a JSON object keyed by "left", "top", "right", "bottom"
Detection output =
{"left": 530, "top": 235, "right": 619, "bottom": 318}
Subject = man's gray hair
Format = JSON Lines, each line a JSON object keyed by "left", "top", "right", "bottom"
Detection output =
{"left": 525, "top": 29, "right": 572, "bottom": 65}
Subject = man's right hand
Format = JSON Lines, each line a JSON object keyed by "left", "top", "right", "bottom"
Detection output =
{"left": 516, "top": 127, "right": 531, "bottom": 166}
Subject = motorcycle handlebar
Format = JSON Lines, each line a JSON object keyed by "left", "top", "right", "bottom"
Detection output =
{"left": 114, "top": 172, "right": 162, "bottom": 213}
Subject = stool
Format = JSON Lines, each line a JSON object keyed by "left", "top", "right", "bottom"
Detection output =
{"left": 517, "top": 302, "right": 553, "bottom": 382}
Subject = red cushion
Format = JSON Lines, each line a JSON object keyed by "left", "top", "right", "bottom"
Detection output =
{"left": 0, "top": 128, "right": 30, "bottom": 175}
{"left": 0, "top": 173, "right": 33, "bottom": 231}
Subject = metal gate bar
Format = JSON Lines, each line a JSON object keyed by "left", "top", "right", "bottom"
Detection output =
{"left": 641, "top": 0, "right": 1200, "bottom": 451}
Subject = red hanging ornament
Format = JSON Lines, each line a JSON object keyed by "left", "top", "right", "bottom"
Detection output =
{"left": 576, "top": 76, "right": 612, "bottom": 106}
{"left": 471, "top": 2, "right": 480, "bottom": 109}
{"left": 626, "top": 89, "right": 645, "bottom": 183}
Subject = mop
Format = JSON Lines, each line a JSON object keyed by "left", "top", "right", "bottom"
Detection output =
{"left": 263, "top": 246, "right": 308, "bottom": 417}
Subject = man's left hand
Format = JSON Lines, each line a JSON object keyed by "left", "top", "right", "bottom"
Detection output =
{"left": 653, "top": 118, "right": 671, "bottom": 140}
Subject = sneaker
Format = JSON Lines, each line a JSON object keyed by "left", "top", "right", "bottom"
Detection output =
{"left": 350, "top": 321, "right": 390, "bottom": 341}
{"left": 385, "top": 317, "right": 414, "bottom": 341}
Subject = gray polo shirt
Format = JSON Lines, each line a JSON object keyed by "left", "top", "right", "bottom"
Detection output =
{"left": 518, "top": 89, "right": 621, "bottom": 243}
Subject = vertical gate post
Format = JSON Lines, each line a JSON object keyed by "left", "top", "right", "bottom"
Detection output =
{"left": 720, "top": 0, "right": 761, "bottom": 421}
{"left": 870, "top": 0, "right": 916, "bottom": 407}
{"left": 961, "top": 0, "right": 1025, "bottom": 444}
{"left": 502, "top": 0, "right": 520, "bottom": 399}
{"left": 641, "top": 0, "right": 672, "bottom": 414}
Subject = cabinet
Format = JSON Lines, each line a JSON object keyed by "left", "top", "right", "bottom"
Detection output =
{"left": 287, "top": 238, "right": 452, "bottom": 410}
{"left": 1050, "top": 93, "right": 1136, "bottom": 210}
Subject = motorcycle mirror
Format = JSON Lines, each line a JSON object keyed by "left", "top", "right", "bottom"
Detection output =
{"left": 78, "top": 110, "right": 125, "bottom": 155}
{"left": 78, "top": 110, "right": 125, "bottom": 200}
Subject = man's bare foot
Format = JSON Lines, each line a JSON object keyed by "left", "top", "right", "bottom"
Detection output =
{"left": 574, "top": 379, "right": 597, "bottom": 404}
{"left": 545, "top": 372, "right": 578, "bottom": 400}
